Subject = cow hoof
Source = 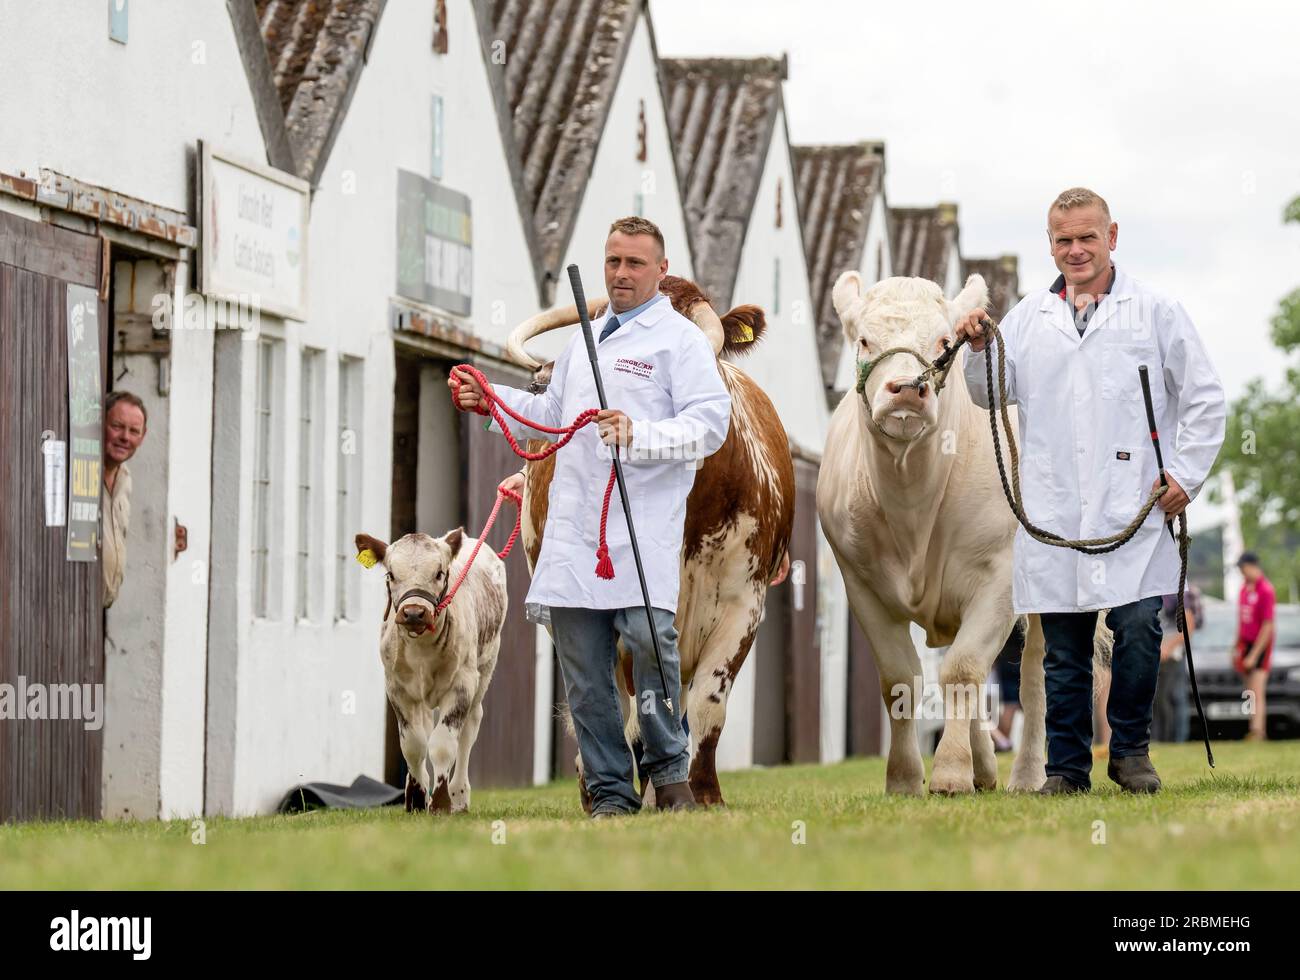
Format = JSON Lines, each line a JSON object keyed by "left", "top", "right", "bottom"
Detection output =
{"left": 427, "top": 779, "right": 452, "bottom": 815}
{"left": 691, "top": 788, "right": 725, "bottom": 808}
{"left": 885, "top": 780, "right": 925, "bottom": 797}
{"left": 405, "top": 775, "right": 428, "bottom": 813}
{"left": 1006, "top": 776, "right": 1046, "bottom": 793}
{"left": 1007, "top": 765, "right": 1047, "bottom": 793}
{"left": 928, "top": 774, "right": 976, "bottom": 796}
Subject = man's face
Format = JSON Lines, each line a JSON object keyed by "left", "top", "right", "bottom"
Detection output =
{"left": 104, "top": 401, "right": 146, "bottom": 467}
{"left": 604, "top": 231, "right": 667, "bottom": 313}
{"left": 1047, "top": 204, "right": 1117, "bottom": 289}
{"left": 1240, "top": 562, "right": 1262, "bottom": 584}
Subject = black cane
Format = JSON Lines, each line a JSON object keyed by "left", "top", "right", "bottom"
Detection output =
{"left": 1139, "top": 365, "right": 1215, "bottom": 767}
{"left": 1138, "top": 366, "right": 1176, "bottom": 546}
{"left": 567, "top": 265, "right": 675, "bottom": 716}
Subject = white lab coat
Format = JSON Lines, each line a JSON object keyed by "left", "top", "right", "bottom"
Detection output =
{"left": 963, "top": 266, "right": 1226, "bottom": 614}
{"left": 488, "top": 294, "right": 732, "bottom": 623}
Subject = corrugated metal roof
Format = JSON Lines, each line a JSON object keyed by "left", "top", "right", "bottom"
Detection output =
{"left": 254, "top": 0, "right": 385, "bottom": 183}
{"left": 475, "top": 0, "right": 640, "bottom": 305}
{"left": 661, "top": 55, "right": 786, "bottom": 311}
{"left": 963, "top": 255, "right": 1021, "bottom": 320}
{"left": 791, "top": 141, "right": 884, "bottom": 389}
{"left": 890, "top": 203, "right": 959, "bottom": 286}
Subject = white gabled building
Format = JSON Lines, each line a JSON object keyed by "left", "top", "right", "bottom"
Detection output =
{"left": 207, "top": 0, "right": 702, "bottom": 813}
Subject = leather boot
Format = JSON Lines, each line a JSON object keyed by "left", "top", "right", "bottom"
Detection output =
{"left": 1037, "top": 775, "right": 1089, "bottom": 795}
{"left": 654, "top": 781, "right": 697, "bottom": 811}
{"left": 1108, "top": 753, "right": 1162, "bottom": 794}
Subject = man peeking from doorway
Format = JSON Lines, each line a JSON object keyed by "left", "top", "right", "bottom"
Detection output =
{"left": 102, "top": 390, "right": 147, "bottom": 608}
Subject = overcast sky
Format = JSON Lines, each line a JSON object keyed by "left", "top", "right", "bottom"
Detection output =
{"left": 651, "top": 0, "right": 1300, "bottom": 404}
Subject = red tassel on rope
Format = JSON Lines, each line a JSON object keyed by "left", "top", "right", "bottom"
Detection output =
{"left": 594, "top": 545, "right": 615, "bottom": 580}
{"left": 594, "top": 462, "right": 618, "bottom": 578}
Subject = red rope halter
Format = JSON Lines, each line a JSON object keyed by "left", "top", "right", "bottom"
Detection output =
{"left": 432, "top": 485, "right": 523, "bottom": 616}
{"left": 449, "top": 363, "right": 619, "bottom": 581}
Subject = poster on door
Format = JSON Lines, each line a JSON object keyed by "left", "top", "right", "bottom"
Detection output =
{"left": 65, "top": 284, "right": 101, "bottom": 561}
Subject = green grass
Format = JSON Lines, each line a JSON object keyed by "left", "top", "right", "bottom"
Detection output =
{"left": 3, "top": 741, "right": 1298, "bottom": 889}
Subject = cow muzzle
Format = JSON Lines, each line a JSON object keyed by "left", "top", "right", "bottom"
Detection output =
{"left": 388, "top": 582, "right": 445, "bottom": 638}
{"left": 398, "top": 604, "right": 433, "bottom": 636}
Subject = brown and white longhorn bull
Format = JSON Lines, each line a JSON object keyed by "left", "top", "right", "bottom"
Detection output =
{"left": 505, "top": 276, "right": 794, "bottom": 807}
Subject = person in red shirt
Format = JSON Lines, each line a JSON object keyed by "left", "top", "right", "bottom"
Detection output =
{"left": 1234, "top": 552, "right": 1275, "bottom": 741}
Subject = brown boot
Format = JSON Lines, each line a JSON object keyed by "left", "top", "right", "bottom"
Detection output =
{"left": 1037, "top": 775, "right": 1089, "bottom": 796}
{"left": 1108, "top": 753, "right": 1162, "bottom": 794}
{"left": 654, "top": 781, "right": 697, "bottom": 811}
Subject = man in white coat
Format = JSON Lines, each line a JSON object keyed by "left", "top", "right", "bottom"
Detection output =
{"left": 956, "top": 188, "right": 1225, "bottom": 795}
{"left": 449, "top": 217, "right": 732, "bottom": 816}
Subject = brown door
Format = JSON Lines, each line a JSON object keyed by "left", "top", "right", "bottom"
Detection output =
{"left": 0, "top": 211, "right": 106, "bottom": 821}
{"left": 846, "top": 612, "right": 883, "bottom": 756}
{"left": 785, "top": 457, "right": 822, "bottom": 764}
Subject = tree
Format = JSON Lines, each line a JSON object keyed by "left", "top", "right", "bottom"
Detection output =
{"left": 1216, "top": 194, "right": 1300, "bottom": 601}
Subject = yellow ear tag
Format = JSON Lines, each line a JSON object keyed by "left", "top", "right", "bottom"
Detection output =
{"left": 356, "top": 549, "right": 379, "bottom": 569}
{"left": 735, "top": 324, "right": 754, "bottom": 342}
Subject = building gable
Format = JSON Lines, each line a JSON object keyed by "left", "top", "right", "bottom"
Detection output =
{"left": 473, "top": 0, "right": 640, "bottom": 306}
{"left": 660, "top": 55, "right": 786, "bottom": 311}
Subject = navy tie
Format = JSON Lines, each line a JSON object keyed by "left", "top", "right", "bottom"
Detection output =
{"left": 598, "top": 313, "right": 620, "bottom": 343}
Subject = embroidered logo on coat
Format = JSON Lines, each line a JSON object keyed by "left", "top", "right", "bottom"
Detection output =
{"left": 613, "top": 358, "right": 655, "bottom": 379}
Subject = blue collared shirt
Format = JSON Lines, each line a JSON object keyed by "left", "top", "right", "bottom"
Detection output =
{"left": 599, "top": 293, "right": 664, "bottom": 342}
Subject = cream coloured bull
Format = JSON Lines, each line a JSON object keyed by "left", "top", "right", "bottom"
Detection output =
{"left": 817, "top": 273, "right": 1050, "bottom": 795}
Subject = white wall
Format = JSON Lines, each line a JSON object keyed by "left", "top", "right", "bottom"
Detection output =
{"left": 728, "top": 110, "right": 828, "bottom": 453}
{"left": 834, "top": 191, "right": 895, "bottom": 393}
{"left": 0, "top": 0, "right": 265, "bottom": 819}
{"left": 0, "top": 0, "right": 266, "bottom": 212}
{"left": 944, "top": 237, "right": 963, "bottom": 297}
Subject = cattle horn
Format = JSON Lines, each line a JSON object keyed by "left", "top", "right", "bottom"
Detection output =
{"left": 506, "top": 298, "right": 608, "bottom": 370}
{"left": 688, "top": 300, "right": 726, "bottom": 356}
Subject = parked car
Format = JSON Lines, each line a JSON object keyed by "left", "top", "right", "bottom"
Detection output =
{"left": 1186, "top": 597, "right": 1300, "bottom": 740}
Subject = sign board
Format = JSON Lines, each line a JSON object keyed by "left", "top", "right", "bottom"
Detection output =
{"left": 396, "top": 170, "right": 472, "bottom": 316}
{"left": 199, "top": 142, "right": 310, "bottom": 321}
{"left": 65, "top": 284, "right": 101, "bottom": 561}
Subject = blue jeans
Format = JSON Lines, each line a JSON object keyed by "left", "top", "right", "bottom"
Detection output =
{"left": 1039, "top": 597, "right": 1163, "bottom": 789}
{"left": 549, "top": 605, "right": 691, "bottom": 815}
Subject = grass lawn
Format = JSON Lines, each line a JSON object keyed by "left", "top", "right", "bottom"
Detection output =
{"left": 2, "top": 741, "right": 1297, "bottom": 889}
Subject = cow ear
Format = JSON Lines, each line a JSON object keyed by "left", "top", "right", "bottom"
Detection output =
{"left": 354, "top": 533, "right": 387, "bottom": 568}
{"left": 948, "top": 273, "right": 989, "bottom": 326}
{"left": 832, "top": 270, "right": 864, "bottom": 323}
{"left": 444, "top": 526, "right": 464, "bottom": 558}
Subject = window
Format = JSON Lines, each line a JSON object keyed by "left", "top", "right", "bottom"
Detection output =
{"left": 335, "top": 356, "right": 365, "bottom": 621}
{"left": 252, "top": 337, "right": 284, "bottom": 619}
{"left": 773, "top": 256, "right": 781, "bottom": 315}
{"left": 296, "top": 348, "right": 325, "bottom": 622}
